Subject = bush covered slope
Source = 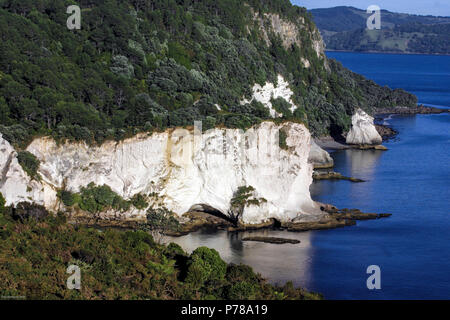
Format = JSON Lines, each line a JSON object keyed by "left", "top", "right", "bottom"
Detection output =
{"left": 311, "top": 6, "right": 450, "bottom": 54}
{"left": 0, "top": 0, "right": 416, "bottom": 146}
{"left": 0, "top": 201, "right": 320, "bottom": 300}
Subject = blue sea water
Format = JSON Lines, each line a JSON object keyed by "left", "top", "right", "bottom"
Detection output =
{"left": 168, "top": 52, "right": 450, "bottom": 299}
{"left": 326, "top": 51, "right": 450, "bottom": 108}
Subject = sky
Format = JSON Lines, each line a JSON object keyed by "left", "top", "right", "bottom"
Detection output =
{"left": 291, "top": 0, "right": 450, "bottom": 17}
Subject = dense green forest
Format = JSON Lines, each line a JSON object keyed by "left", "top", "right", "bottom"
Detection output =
{"left": 311, "top": 6, "right": 450, "bottom": 54}
{"left": 0, "top": 198, "right": 321, "bottom": 299}
{"left": 0, "top": 0, "right": 416, "bottom": 147}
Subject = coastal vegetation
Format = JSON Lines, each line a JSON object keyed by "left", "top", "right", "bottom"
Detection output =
{"left": 17, "top": 151, "right": 41, "bottom": 180}
{"left": 0, "top": 0, "right": 416, "bottom": 148}
{"left": 0, "top": 0, "right": 419, "bottom": 301}
{"left": 57, "top": 183, "right": 132, "bottom": 213}
{"left": 228, "top": 186, "right": 267, "bottom": 222}
{"left": 0, "top": 198, "right": 321, "bottom": 300}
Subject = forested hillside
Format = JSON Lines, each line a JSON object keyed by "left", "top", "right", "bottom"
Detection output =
{"left": 311, "top": 6, "right": 450, "bottom": 54}
{"left": 0, "top": 200, "right": 321, "bottom": 299}
{"left": 0, "top": 0, "right": 416, "bottom": 147}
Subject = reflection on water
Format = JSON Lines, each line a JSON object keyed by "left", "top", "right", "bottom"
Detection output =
{"left": 347, "top": 149, "right": 383, "bottom": 179}
{"left": 166, "top": 228, "right": 315, "bottom": 289}
{"left": 167, "top": 114, "right": 450, "bottom": 299}
{"left": 166, "top": 145, "right": 391, "bottom": 294}
{"left": 310, "top": 149, "right": 384, "bottom": 205}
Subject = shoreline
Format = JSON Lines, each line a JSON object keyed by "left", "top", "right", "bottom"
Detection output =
{"left": 69, "top": 206, "right": 392, "bottom": 238}
{"left": 65, "top": 109, "right": 436, "bottom": 237}
{"left": 325, "top": 49, "right": 450, "bottom": 57}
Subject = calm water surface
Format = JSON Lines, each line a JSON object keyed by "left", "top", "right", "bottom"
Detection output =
{"left": 168, "top": 53, "right": 450, "bottom": 299}
{"left": 326, "top": 51, "right": 450, "bottom": 108}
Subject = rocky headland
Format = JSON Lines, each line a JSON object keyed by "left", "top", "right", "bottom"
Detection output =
{"left": 312, "top": 170, "right": 364, "bottom": 183}
{"left": 0, "top": 105, "right": 394, "bottom": 236}
{"left": 376, "top": 104, "right": 448, "bottom": 115}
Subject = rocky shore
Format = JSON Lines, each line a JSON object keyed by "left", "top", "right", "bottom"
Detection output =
{"left": 375, "top": 124, "right": 398, "bottom": 141}
{"left": 164, "top": 206, "right": 391, "bottom": 236}
{"left": 376, "top": 104, "right": 448, "bottom": 115}
{"left": 314, "top": 105, "right": 446, "bottom": 153}
{"left": 241, "top": 236, "right": 300, "bottom": 244}
{"left": 312, "top": 170, "right": 365, "bottom": 182}
{"left": 282, "top": 208, "right": 391, "bottom": 232}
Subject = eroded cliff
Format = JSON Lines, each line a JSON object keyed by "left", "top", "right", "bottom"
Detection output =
{"left": 1, "top": 121, "right": 322, "bottom": 224}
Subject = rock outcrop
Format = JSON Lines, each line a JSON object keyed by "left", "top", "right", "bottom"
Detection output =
{"left": 0, "top": 122, "right": 323, "bottom": 225}
{"left": 0, "top": 134, "right": 55, "bottom": 207}
{"left": 308, "top": 140, "right": 334, "bottom": 169}
{"left": 253, "top": 11, "right": 328, "bottom": 68}
{"left": 346, "top": 108, "right": 383, "bottom": 145}
{"left": 241, "top": 74, "right": 297, "bottom": 118}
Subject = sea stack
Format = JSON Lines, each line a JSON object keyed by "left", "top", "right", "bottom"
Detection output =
{"left": 346, "top": 108, "right": 383, "bottom": 146}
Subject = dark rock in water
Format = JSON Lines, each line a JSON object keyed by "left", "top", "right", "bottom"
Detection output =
{"left": 242, "top": 236, "right": 300, "bottom": 244}
{"left": 283, "top": 207, "right": 391, "bottom": 232}
{"left": 313, "top": 170, "right": 365, "bottom": 182}
{"left": 283, "top": 218, "right": 356, "bottom": 232}
{"left": 329, "top": 208, "right": 392, "bottom": 220}
{"left": 375, "top": 124, "right": 398, "bottom": 141}
{"left": 348, "top": 144, "right": 388, "bottom": 150}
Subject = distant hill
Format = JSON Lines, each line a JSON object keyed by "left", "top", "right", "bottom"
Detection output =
{"left": 310, "top": 6, "right": 450, "bottom": 54}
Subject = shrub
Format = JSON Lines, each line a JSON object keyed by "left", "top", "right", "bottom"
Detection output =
{"left": 228, "top": 186, "right": 266, "bottom": 222}
{"left": 59, "top": 190, "right": 75, "bottom": 206}
{"left": 11, "top": 202, "right": 48, "bottom": 222}
{"left": 0, "top": 124, "right": 32, "bottom": 147}
{"left": 17, "top": 151, "right": 40, "bottom": 180}
{"left": 144, "top": 207, "right": 180, "bottom": 234}
{"left": 271, "top": 97, "right": 293, "bottom": 119}
{"left": 58, "top": 184, "right": 144, "bottom": 213}
{"left": 227, "top": 281, "right": 258, "bottom": 300}
{"left": 165, "top": 242, "right": 186, "bottom": 259}
{"left": 131, "top": 194, "right": 148, "bottom": 210}
{"left": 0, "top": 192, "right": 5, "bottom": 215}
{"left": 226, "top": 263, "right": 260, "bottom": 283}
{"left": 279, "top": 128, "right": 288, "bottom": 150}
{"left": 110, "top": 55, "right": 134, "bottom": 79}
{"left": 185, "top": 247, "right": 227, "bottom": 288}
{"left": 78, "top": 183, "right": 127, "bottom": 213}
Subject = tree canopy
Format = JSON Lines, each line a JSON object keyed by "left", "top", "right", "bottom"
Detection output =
{"left": 0, "top": 0, "right": 417, "bottom": 147}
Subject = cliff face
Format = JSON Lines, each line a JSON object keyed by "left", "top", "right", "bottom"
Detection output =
{"left": 0, "top": 135, "right": 55, "bottom": 207}
{"left": 253, "top": 11, "right": 327, "bottom": 69}
{"left": 1, "top": 122, "right": 321, "bottom": 224}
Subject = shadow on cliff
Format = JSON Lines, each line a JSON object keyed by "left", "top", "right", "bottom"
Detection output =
{"left": 189, "top": 204, "right": 237, "bottom": 225}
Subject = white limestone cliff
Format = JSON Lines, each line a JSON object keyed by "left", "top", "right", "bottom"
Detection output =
{"left": 346, "top": 108, "right": 383, "bottom": 145}
{"left": 0, "top": 122, "right": 322, "bottom": 224}
{"left": 241, "top": 74, "right": 297, "bottom": 118}
{"left": 308, "top": 140, "right": 334, "bottom": 169}
{"left": 0, "top": 134, "right": 56, "bottom": 207}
